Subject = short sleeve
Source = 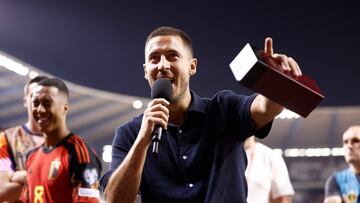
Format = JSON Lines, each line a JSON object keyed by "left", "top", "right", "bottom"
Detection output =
{"left": 100, "top": 117, "right": 141, "bottom": 190}
{"left": 324, "top": 174, "right": 341, "bottom": 198}
{"left": 270, "top": 151, "right": 294, "bottom": 199}
{"left": 69, "top": 138, "right": 102, "bottom": 203}
{"left": 213, "top": 91, "right": 254, "bottom": 137}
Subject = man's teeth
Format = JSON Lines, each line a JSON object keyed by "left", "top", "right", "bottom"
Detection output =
{"left": 38, "top": 117, "right": 48, "bottom": 122}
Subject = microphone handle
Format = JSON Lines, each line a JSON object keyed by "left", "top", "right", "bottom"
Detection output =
{"left": 152, "top": 126, "right": 162, "bottom": 158}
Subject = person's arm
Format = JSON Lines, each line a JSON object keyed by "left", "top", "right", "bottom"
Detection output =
{"left": 324, "top": 196, "right": 342, "bottom": 203}
{"left": 0, "top": 131, "right": 27, "bottom": 202}
{"left": 269, "top": 148, "right": 294, "bottom": 203}
{"left": 251, "top": 38, "right": 302, "bottom": 129}
{"left": 104, "top": 98, "right": 169, "bottom": 203}
{"left": 324, "top": 174, "right": 342, "bottom": 203}
{"left": 272, "top": 195, "right": 292, "bottom": 203}
{"left": 0, "top": 170, "right": 27, "bottom": 202}
{"left": 70, "top": 138, "right": 103, "bottom": 203}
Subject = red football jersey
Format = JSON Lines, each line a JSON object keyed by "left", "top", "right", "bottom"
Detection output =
{"left": 22, "top": 133, "right": 102, "bottom": 203}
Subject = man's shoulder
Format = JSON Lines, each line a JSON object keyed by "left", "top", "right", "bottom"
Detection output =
{"left": 255, "top": 142, "right": 280, "bottom": 162}
{"left": 0, "top": 126, "right": 18, "bottom": 145}
{"left": 0, "top": 131, "right": 8, "bottom": 147}
{"left": 255, "top": 142, "right": 273, "bottom": 153}
{"left": 1, "top": 125, "right": 23, "bottom": 147}
{"left": 66, "top": 133, "right": 98, "bottom": 154}
{"left": 192, "top": 89, "right": 239, "bottom": 100}
{"left": 3, "top": 125, "right": 37, "bottom": 141}
{"left": 334, "top": 167, "right": 352, "bottom": 177}
{"left": 209, "top": 90, "right": 256, "bottom": 105}
{"left": 66, "top": 134, "right": 93, "bottom": 150}
{"left": 64, "top": 134, "right": 101, "bottom": 165}
{"left": 3, "top": 125, "right": 23, "bottom": 136}
{"left": 116, "top": 115, "right": 143, "bottom": 131}
{"left": 26, "top": 145, "right": 41, "bottom": 158}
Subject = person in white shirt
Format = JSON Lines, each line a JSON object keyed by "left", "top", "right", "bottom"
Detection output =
{"left": 244, "top": 136, "right": 294, "bottom": 203}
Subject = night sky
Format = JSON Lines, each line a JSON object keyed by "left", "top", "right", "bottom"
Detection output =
{"left": 0, "top": 1, "right": 359, "bottom": 106}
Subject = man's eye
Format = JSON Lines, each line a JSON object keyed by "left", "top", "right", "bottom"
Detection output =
{"left": 167, "top": 53, "right": 178, "bottom": 61}
{"left": 149, "top": 55, "right": 159, "bottom": 62}
{"left": 32, "top": 101, "right": 39, "bottom": 107}
{"left": 42, "top": 102, "right": 51, "bottom": 108}
{"left": 352, "top": 138, "right": 360, "bottom": 143}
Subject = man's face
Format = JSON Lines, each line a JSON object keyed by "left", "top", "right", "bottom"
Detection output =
{"left": 31, "top": 85, "right": 68, "bottom": 134}
{"left": 343, "top": 127, "right": 360, "bottom": 164}
{"left": 24, "top": 82, "right": 40, "bottom": 113}
{"left": 144, "top": 35, "right": 197, "bottom": 103}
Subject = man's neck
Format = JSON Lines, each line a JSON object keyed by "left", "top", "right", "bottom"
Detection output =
{"left": 44, "top": 128, "right": 70, "bottom": 148}
{"left": 168, "top": 91, "right": 192, "bottom": 125}
{"left": 25, "top": 120, "right": 40, "bottom": 134}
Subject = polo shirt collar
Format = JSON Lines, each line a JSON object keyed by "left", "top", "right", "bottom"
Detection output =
{"left": 187, "top": 90, "right": 206, "bottom": 114}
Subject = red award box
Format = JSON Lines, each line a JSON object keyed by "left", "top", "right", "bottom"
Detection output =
{"left": 229, "top": 43, "right": 325, "bottom": 117}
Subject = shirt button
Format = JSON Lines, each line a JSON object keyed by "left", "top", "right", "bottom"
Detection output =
{"left": 178, "top": 129, "right": 182, "bottom": 134}
{"left": 182, "top": 155, "right": 187, "bottom": 160}
{"left": 188, "top": 183, "right": 194, "bottom": 188}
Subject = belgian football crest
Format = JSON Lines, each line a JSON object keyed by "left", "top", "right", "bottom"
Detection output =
{"left": 48, "top": 158, "right": 61, "bottom": 179}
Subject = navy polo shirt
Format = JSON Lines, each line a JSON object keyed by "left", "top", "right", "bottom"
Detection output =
{"left": 101, "top": 90, "right": 272, "bottom": 203}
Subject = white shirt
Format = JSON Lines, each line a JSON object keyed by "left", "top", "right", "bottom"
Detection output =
{"left": 245, "top": 142, "right": 294, "bottom": 203}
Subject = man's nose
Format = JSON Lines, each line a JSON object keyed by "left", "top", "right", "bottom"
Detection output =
{"left": 344, "top": 142, "right": 353, "bottom": 149}
{"left": 158, "top": 56, "right": 170, "bottom": 70}
{"left": 36, "top": 104, "right": 46, "bottom": 113}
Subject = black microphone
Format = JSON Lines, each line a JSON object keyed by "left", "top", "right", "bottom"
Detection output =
{"left": 150, "top": 78, "right": 172, "bottom": 158}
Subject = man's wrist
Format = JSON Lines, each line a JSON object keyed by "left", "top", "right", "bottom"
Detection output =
{"left": 9, "top": 171, "right": 27, "bottom": 184}
{"left": 9, "top": 172, "right": 14, "bottom": 182}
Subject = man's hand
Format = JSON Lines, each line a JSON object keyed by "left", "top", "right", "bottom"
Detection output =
{"left": 10, "top": 170, "right": 27, "bottom": 184}
{"left": 138, "top": 98, "right": 169, "bottom": 145}
{"left": 250, "top": 37, "right": 304, "bottom": 128}
{"left": 263, "top": 37, "right": 302, "bottom": 78}
{"left": 0, "top": 171, "right": 26, "bottom": 202}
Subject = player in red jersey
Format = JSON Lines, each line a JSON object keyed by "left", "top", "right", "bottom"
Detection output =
{"left": 21, "top": 78, "right": 102, "bottom": 203}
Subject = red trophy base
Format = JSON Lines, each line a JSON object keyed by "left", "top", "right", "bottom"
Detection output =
{"left": 230, "top": 44, "right": 325, "bottom": 117}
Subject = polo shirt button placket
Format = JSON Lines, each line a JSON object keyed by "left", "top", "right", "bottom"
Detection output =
{"left": 188, "top": 183, "right": 194, "bottom": 188}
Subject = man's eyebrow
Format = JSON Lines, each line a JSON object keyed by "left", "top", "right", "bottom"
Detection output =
{"left": 343, "top": 138, "right": 360, "bottom": 141}
{"left": 167, "top": 49, "right": 180, "bottom": 54}
{"left": 148, "top": 49, "right": 180, "bottom": 58}
{"left": 148, "top": 51, "right": 159, "bottom": 57}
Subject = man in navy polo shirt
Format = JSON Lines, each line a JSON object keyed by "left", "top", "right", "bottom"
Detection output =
{"left": 101, "top": 26, "right": 302, "bottom": 203}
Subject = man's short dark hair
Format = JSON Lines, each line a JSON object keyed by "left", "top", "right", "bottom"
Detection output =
{"left": 37, "top": 78, "right": 69, "bottom": 99}
{"left": 145, "top": 26, "right": 194, "bottom": 57}
{"left": 24, "top": 75, "right": 49, "bottom": 95}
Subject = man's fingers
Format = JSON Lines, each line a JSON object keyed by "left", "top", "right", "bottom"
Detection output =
{"left": 144, "top": 100, "right": 170, "bottom": 129}
{"left": 288, "top": 57, "right": 302, "bottom": 77}
{"left": 264, "top": 37, "right": 274, "bottom": 56}
{"left": 273, "top": 54, "right": 291, "bottom": 72}
{"left": 263, "top": 38, "right": 302, "bottom": 78}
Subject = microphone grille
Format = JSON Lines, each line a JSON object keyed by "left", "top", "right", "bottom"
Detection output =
{"left": 151, "top": 78, "right": 173, "bottom": 102}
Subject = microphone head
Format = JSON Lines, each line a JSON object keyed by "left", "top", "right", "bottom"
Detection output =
{"left": 151, "top": 78, "right": 173, "bottom": 102}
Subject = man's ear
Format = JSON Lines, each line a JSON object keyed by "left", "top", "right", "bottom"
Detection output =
{"left": 23, "top": 96, "right": 28, "bottom": 108}
{"left": 63, "top": 103, "right": 70, "bottom": 115}
{"left": 189, "top": 58, "right": 198, "bottom": 76}
{"left": 143, "top": 64, "right": 148, "bottom": 79}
